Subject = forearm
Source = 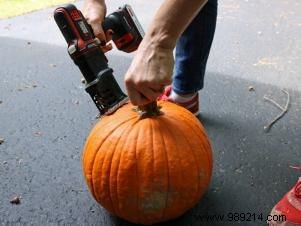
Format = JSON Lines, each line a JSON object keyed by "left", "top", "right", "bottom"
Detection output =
{"left": 144, "top": 0, "right": 208, "bottom": 49}
{"left": 83, "top": 0, "right": 107, "bottom": 41}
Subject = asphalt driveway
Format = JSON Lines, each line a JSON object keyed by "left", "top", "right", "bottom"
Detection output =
{"left": 0, "top": 0, "right": 300, "bottom": 225}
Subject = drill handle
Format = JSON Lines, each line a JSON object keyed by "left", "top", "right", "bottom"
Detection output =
{"left": 54, "top": 4, "right": 94, "bottom": 47}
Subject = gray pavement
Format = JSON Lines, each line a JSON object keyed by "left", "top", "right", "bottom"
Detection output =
{"left": 0, "top": 0, "right": 301, "bottom": 225}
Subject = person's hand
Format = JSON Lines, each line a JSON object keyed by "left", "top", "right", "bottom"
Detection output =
{"left": 124, "top": 42, "right": 174, "bottom": 106}
{"left": 83, "top": 0, "right": 112, "bottom": 52}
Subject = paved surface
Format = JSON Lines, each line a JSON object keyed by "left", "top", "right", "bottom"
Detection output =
{"left": 0, "top": 0, "right": 300, "bottom": 225}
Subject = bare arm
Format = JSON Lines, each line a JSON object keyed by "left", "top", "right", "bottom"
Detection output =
{"left": 83, "top": 0, "right": 208, "bottom": 106}
{"left": 145, "top": 0, "right": 208, "bottom": 48}
{"left": 125, "top": 0, "right": 208, "bottom": 105}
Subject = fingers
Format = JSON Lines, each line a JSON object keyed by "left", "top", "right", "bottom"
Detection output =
{"left": 136, "top": 85, "right": 163, "bottom": 102}
{"left": 86, "top": 17, "right": 106, "bottom": 43}
{"left": 90, "top": 22, "right": 114, "bottom": 53}
{"left": 83, "top": 1, "right": 107, "bottom": 42}
{"left": 126, "top": 87, "right": 150, "bottom": 106}
{"left": 82, "top": 2, "right": 114, "bottom": 53}
{"left": 125, "top": 82, "right": 158, "bottom": 106}
{"left": 100, "top": 43, "right": 113, "bottom": 53}
{"left": 94, "top": 28, "right": 107, "bottom": 43}
{"left": 125, "top": 79, "right": 171, "bottom": 106}
{"left": 148, "top": 83, "right": 166, "bottom": 94}
{"left": 124, "top": 45, "right": 174, "bottom": 106}
{"left": 99, "top": 29, "right": 114, "bottom": 53}
{"left": 105, "top": 29, "right": 113, "bottom": 42}
{"left": 125, "top": 78, "right": 167, "bottom": 106}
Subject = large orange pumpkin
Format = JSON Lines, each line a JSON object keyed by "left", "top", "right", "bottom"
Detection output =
{"left": 82, "top": 101, "right": 213, "bottom": 225}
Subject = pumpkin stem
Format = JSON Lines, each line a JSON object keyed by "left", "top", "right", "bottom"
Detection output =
{"left": 133, "top": 101, "right": 163, "bottom": 119}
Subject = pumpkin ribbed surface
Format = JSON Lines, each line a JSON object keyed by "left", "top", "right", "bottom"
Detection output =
{"left": 82, "top": 101, "right": 213, "bottom": 225}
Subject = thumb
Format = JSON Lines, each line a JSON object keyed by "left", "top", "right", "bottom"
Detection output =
{"left": 83, "top": 2, "right": 107, "bottom": 42}
{"left": 90, "top": 22, "right": 106, "bottom": 43}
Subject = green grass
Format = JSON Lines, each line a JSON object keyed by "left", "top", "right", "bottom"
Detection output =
{"left": 0, "top": 0, "right": 75, "bottom": 19}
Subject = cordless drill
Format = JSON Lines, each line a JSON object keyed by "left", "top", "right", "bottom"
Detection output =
{"left": 53, "top": 4, "right": 144, "bottom": 115}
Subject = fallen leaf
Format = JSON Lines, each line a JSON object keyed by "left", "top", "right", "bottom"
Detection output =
{"left": 248, "top": 86, "right": 255, "bottom": 92}
{"left": 253, "top": 58, "right": 277, "bottom": 66}
{"left": 34, "top": 131, "right": 43, "bottom": 137}
{"left": 10, "top": 196, "right": 21, "bottom": 205}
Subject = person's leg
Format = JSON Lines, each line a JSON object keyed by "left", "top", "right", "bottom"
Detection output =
{"left": 172, "top": 0, "right": 218, "bottom": 95}
{"left": 158, "top": 0, "right": 218, "bottom": 115}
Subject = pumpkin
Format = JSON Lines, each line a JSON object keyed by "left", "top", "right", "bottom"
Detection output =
{"left": 82, "top": 101, "right": 213, "bottom": 225}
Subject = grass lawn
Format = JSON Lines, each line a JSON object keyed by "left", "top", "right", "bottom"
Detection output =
{"left": 0, "top": 0, "right": 75, "bottom": 19}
